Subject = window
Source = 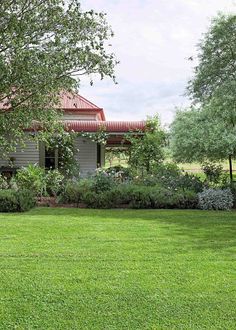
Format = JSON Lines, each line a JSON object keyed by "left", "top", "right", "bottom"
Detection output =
{"left": 39, "top": 143, "right": 59, "bottom": 169}
{"left": 45, "top": 147, "right": 57, "bottom": 169}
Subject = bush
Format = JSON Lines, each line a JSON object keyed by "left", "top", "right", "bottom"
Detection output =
{"left": 78, "top": 184, "right": 198, "bottom": 209}
{"left": 0, "top": 189, "right": 36, "bottom": 212}
{"left": 198, "top": 188, "right": 233, "bottom": 210}
{"left": 133, "top": 163, "right": 204, "bottom": 193}
{"left": 15, "top": 165, "right": 65, "bottom": 197}
{"left": 104, "top": 166, "right": 132, "bottom": 182}
{"left": 0, "top": 175, "right": 9, "bottom": 189}
{"left": 15, "top": 164, "right": 45, "bottom": 196}
{"left": 92, "top": 170, "right": 115, "bottom": 193}
{"left": 17, "top": 189, "right": 36, "bottom": 211}
{"left": 201, "top": 162, "right": 223, "bottom": 184}
{"left": 45, "top": 169, "right": 64, "bottom": 197}
{"left": 126, "top": 186, "right": 197, "bottom": 209}
{"left": 57, "top": 179, "right": 92, "bottom": 205}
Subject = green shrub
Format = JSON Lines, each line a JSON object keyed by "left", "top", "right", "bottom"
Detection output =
{"left": 15, "top": 164, "right": 45, "bottom": 196}
{"left": 0, "top": 189, "right": 36, "bottom": 212}
{"left": 0, "top": 175, "right": 9, "bottom": 189}
{"left": 104, "top": 166, "right": 132, "bottom": 182}
{"left": 45, "top": 169, "right": 64, "bottom": 197}
{"left": 58, "top": 179, "right": 92, "bottom": 205}
{"left": 15, "top": 165, "right": 65, "bottom": 197}
{"left": 0, "top": 190, "right": 18, "bottom": 212}
{"left": 82, "top": 191, "right": 114, "bottom": 209}
{"left": 133, "top": 163, "right": 204, "bottom": 193}
{"left": 77, "top": 184, "right": 198, "bottom": 209}
{"left": 198, "top": 188, "right": 233, "bottom": 210}
{"left": 201, "top": 162, "right": 223, "bottom": 184}
{"left": 92, "top": 170, "right": 115, "bottom": 193}
{"left": 126, "top": 185, "right": 197, "bottom": 209}
{"left": 17, "top": 189, "right": 36, "bottom": 211}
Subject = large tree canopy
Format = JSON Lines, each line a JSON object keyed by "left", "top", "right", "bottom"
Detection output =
{"left": 171, "top": 13, "right": 236, "bottom": 178}
{"left": 171, "top": 106, "right": 236, "bottom": 163}
{"left": 188, "top": 13, "right": 236, "bottom": 106}
{"left": 0, "top": 0, "right": 117, "bottom": 156}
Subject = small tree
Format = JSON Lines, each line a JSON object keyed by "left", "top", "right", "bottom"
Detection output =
{"left": 125, "top": 116, "right": 166, "bottom": 174}
{"left": 0, "top": 0, "right": 117, "bottom": 157}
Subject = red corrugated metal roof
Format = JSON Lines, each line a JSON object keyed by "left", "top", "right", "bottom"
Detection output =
{"left": 65, "top": 120, "right": 146, "bottom": 133}
{"left": 60, "top": 91, "right": 102, "bottom": 110}
{"left": 0, "top": 91, "right": 106, "bottom": 120}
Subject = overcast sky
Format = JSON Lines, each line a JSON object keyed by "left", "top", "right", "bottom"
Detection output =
{"left": 80, "top": 0, "right": 235, "bottom": 126}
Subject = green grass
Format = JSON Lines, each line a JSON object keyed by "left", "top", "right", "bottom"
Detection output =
{"left": 1, "top": 208, "right": 236, "bottom": 329}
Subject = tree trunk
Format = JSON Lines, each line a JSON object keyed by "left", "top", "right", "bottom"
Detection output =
{"left": 229, "top": 154, "right": 233, "bottom": 183}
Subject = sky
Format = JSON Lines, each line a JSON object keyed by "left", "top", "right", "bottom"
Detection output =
{"left": 80, "top": 0, "right": 236, "bottom": 126}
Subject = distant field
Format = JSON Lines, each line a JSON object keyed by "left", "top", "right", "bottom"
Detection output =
{"left": 105, "top": 156, "right": 234, "bottom": 174}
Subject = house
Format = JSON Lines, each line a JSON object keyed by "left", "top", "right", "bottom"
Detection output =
{"left": 0, "top": 92, "right": 145, "bottom": 176}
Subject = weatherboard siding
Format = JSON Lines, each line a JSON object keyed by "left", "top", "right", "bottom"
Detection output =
{"left": 0, "top": 139, "right": 39, "bottom": 167}
{"left": 0, "top": 136, "right": 99, "bottom": 176}
{"left": 74, "top": 137, "right": 97, "bottom": 176}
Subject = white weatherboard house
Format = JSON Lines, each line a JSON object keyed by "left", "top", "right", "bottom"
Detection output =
{"left": 0, "top": 92, "right": 145, "bottom": 176}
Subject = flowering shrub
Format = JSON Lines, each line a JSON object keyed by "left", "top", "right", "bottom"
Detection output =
{"left": 198, "top": 188, "right": 233, "bottom": 210}
{"left": 92, "top": 169, "right": 115, "bottom": 193}
{"left": 104, "top": 166, "right": 131, "bottom": 182}
{"left": 0, "top": 175, "right": 9, "bottom": 189}
{"left": 15, "top": 164, "right": 65, "bottom": 197}
{"left": 133, "top": 163, "right": 204, "bottom": 193}
{"left": 45, "top": 170, "right": 64, "bottom": 196}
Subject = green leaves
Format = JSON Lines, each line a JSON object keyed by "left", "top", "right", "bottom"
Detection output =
{"left": 0, "top": 0, "right": 118, "bottom": 157}
{"left": 125, "top": 116, "right": 166, "bottom": 174}
{"left": 171, "top": 14, "right": 236, "bottom": 171}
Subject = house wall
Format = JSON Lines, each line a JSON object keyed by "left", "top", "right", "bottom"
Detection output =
{"left": 0, "top": 139, "right": 39, "bottom": 167}
{"left": 0, "top": 136, "right": 101, "bottom": 177}
{"left": 74, "top": 137, "right": 98, "bottom": 177}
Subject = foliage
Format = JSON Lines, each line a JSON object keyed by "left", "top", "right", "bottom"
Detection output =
{"left": 43, "top": 131, "right": 80, "bottom": 177}
{"left": 0, "top": 190, "right": 18, "bottom": 212}
{"left": 105, "top": 147, "right": 128, "bottom": 167}
{"left": 133, "top": 163, "right": 204, "bottom": 193}
{"left": 125, "top": 115, "right": 166, "bottom": 174}
{"left": 170, "top": 107, "right": 236, "bottom": 163}
{"left": 45, "top": 170, "right": 64, "bottom": 197}
{"left": 201, "top": 162, "right": 224, "bottom": 184}
{"left": 104, "top": 166, "right": 132, "bottom": 182}
{"left": 172, "top": 14, "right": 236, "bottom": 176}
{"left": 0, "top": 0, "right": 117, "bottom": 158}
{"left": 198, "top": 188, "right": 233, "bottom": 210}
{"left": 58, "top": 179, "right": 92, "bottom": 205}
{"left": 0, "top": 189, "right": 35, "bottom": 212}
{"left": 0, "top": 175, "right": 9, "bottom": 189}
{"left": 15, "top": 164, "right": 65, "bottom": 197}
{"left": 188, "top": 14, "right": 236, "bottom": 106}
{"left": 80, "top": 125, "right": 108, "bottom": 145}
{"left": 91, "top": 169, "right": 115, "bottom": 193}
{"left": 58, "top": 180, "right": 198, "bottom": 209}
{"left": 15, "top": 164, "right": 46, "bottom": 196}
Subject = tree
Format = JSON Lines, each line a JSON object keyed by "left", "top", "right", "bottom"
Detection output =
{"left": 171, "top": 13, "right": 236, "bottom": 180}
{"left": 171, "top": 107, "right": 236, "bottom": 162}
{"left": 0, "top": 0, "right": 117, "bottom": 157}
{"left": 125, "top": 116, "right": 166, "bottom": 174}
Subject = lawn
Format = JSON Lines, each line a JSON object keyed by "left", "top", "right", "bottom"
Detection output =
{"left": 0, "top": 209, "right": 236, "bottom": 329}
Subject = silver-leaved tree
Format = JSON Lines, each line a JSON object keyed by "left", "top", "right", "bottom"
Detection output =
{"left": 171, "top": 13, "right": 236, "bottom": 181}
